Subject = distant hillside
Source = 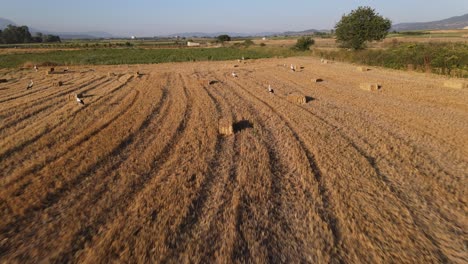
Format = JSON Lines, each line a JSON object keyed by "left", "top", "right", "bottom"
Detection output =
{"left": 392, "top": 14, "right": 468, "bottom": 31}
{"left": 164, "top": 29, "right": 328, "bottom": 38}
{"left": 31, "top": 31, "right": 115, "bottom": 39}
{"left": 0, "top": 18, "right": 16, "bottom": 29}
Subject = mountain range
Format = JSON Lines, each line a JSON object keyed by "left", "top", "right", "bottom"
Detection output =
{"left": 163, "top": 29, "right": 327, "bottom": 38}
{"left": 392, "top": 13, "right": 468, "bottom": 31}
{"left": 1, "top": 13, "right": 467, "bottom": 39}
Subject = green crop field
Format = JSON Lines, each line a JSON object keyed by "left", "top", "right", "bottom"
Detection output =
{"left": 0, "top": 46, "right": 311, "bottom": 68}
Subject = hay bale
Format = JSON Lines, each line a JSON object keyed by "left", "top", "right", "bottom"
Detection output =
{"left": 287, "top": 93, "right": 306, "bottom": 104}
{"left": 208, "top": 80, "right": 219, "bottom": 85}
{"left": 312, "top": 78, "right": 323, "bottom": 83}
{"left": 357, "top": 67, "right": 369, "bottom": 72}
{"left": 53, "top": 81, "right": 63, "bottom": 87}
{"left": 359, "top": 83, "right": 381, "bottom": 91}
{"left": 443, "top": 80, "right": 467, "bottom": 89}
{"left": 218, "top": 118, "right": 233, "bottom": 136}
{"left": 0, "top": 79, "right": 7, "bottom": 83}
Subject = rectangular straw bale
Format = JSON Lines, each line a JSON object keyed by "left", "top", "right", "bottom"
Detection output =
{"left": 287, "top": 94, "right": 306, "bottom": 104}
{"left": 218, "top": 118, "right": 233, "bottom": 136}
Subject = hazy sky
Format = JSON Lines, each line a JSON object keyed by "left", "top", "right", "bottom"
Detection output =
{"left": 1, "top": 0, "right": 467, "bottom": 36}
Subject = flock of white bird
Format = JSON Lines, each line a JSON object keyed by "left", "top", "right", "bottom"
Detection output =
{"left": 27, "top": 65, "right": 85, "bottom": 105}
{"left": 25, "top": 58, "right": 310, "bottom": 107}
{"left": 231, "top": 57, "right": 284, "bottom": 94}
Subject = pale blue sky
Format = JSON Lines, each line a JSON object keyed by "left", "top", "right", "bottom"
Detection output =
{"left": 1, "top": 0, "right": 467, "bottom": 36}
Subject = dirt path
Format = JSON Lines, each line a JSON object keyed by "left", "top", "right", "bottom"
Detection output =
{"left": 0, "top": 59, "right": 466, "bottom": 263}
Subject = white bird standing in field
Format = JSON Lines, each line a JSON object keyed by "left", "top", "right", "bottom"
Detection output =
{"left": 231, "top": 72, "right": 238, "bottom": 78}
{"left": 34, "top": 65, "right": 38, "bottom": 72}
{"left": 27, "top": 80, "right": 34, "bottom": 89}
{"left": 242, "top": 56, "right": 245, "bottom": 61}
{"left": 290, "top": 64, "right": 295, "bottom": 72}
{"left": 75, "top": 93, "right": 84, "bottom": 105}
{"left": 268, "top": 84, "right": 274, "bottom": 93}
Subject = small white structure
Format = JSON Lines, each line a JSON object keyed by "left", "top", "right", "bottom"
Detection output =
{"left": 131, "top": 36, "right": 136, "bottom": 40}
{"left": 262, "top": 37, "right": 267, "bottom": 41}
{"left": 187, "top": 42, "right": 201, "bottom": 47}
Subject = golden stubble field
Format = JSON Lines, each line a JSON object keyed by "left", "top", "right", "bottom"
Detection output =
{"left": 0, "top": 57, "right": 467, "bottom": 263}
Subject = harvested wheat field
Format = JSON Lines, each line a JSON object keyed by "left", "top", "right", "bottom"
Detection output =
{"left": 0, "top": 58, "right": 467, "bottom": 263}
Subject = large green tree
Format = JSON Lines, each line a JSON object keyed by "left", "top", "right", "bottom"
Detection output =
{"left": 1, "top": 25, "right": 33, "bottom": 44}
{"left": 335, "top": 6, "right": 391, "bottom": 50}
{"left": 0, "top": 25, "right": 60, "bottom": 44}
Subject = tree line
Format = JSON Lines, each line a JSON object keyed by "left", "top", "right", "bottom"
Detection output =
{"left": 0, "top": 24, "right": 61, "bottom": 44}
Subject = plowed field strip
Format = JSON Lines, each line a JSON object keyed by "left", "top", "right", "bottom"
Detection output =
{"left": 218, "top": 73, "right": 341, "bottom": 262}
{"left": 269, "top": 66, "right": 467, "bottom": 164}
{"left": 0, "top": 78, "right": 135, "bottom": 176}
{"left": 0, "top": 74, "right": 139, "bottom": 183}
{"left": 0, "top": 73, "right": 176, "bottom": 261}
{"left": 0, "top": 74, "right": 99, "bottom": 114}
{"left": 269, "top": 75, "right": 466, "bottom": 260}
{"left": 233, "top": 70, "right": 458, "bottom": 259}
{"left": 2, "top": 76, "right": 111, "bottom": 142}
{"left": 0, "top": 59, "right": 466, "bottom": 263}
{"left": 76, "top": 73, "right": 216, "bottom": 263}
{"left": 258, "top": 69, "right": 466, "bottom": 222}
{"left": 261, "top": 68, "right": 465, "bottom": 201}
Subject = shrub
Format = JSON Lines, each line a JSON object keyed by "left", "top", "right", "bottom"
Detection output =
{"left": 243, "top": 39, "right": 254, "bottom": 47}
{"left": 318, "top": 42, "right": 468, "bottom": 77}
{"left": 294, "top": 36, "right": 314, "bottom": 51}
